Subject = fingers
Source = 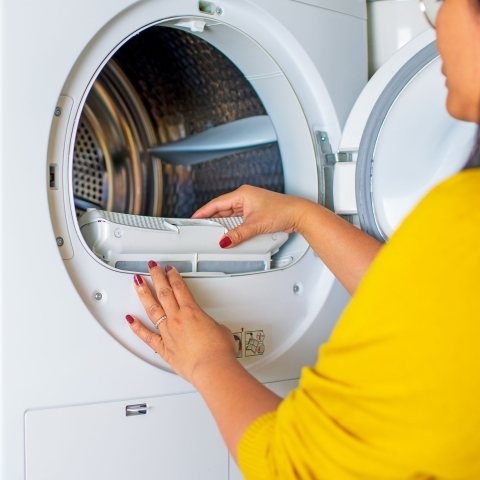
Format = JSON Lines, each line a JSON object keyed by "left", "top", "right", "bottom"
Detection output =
{"left": 165, "top": 267, "right": 196, "bottom": 308}
{"left": 220, "top": 222, "right": 259, "bottom": 248}
{"left": 192, "top": 191, "right": 242, "bottom": 219}
{"left": 148, "top": 262, "right": 179, "bottom": 316}
{"left": 133, "top": 274, "right": 167, "bottom": 327}
{"left": 209, "top": 208, "right": 236, "bottom": 218}
{"left": 126, "top": 315, "right": 165, "bottom": 357}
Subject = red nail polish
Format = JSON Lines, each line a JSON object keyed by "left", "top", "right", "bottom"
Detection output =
{"left": 148, "top": 260, "right": 158, "bottom": 269}
{"left": 126, "top": 315, "right": 134, "bottom": 324}
{"left": 165, "top": 265, "right": 173, "bottom": 273}
{"left": 219, "top": 236, "right": 232, "bottom": 248}
{"left": 134, "top": 274, "right": 143, "bottom": 286}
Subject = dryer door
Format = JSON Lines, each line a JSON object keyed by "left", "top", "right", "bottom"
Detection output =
{"left": 334, "top": 30, "right": 477, "bottom": 241}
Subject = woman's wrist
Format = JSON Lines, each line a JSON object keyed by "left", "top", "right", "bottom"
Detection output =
{"left": 190, "top": 353, "right": 241, "bottom": 392}
{"left": 292, "top": 197, "right": 325, "bottom": 237}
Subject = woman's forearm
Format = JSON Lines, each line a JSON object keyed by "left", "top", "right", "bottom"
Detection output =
{"left": 192, "top": 357, "right": 282, "bottom": 464}
{"left": 295, "top": 199, "right": 383, "bottom": 295}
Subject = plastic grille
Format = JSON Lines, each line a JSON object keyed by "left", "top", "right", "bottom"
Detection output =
{"left": 208, "top": 217, "right": 244, "bottom": 230}
{"left": 100, "top": 211, "right": 177, "bottom": 231}
{"left": 73, "top": 119, "right": 105, "bottom": 206}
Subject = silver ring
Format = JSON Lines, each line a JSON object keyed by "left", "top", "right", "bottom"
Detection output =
{"left": 155, "top": 315, "right": 167, "bottom": 329}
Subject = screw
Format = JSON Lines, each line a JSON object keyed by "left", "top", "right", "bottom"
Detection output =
{"left": 54, "top": 107, "right": 62, "bottom": 117}
{"left": 114, "top": 228, "right": 123, "bottom": 238}
{"left": 293, "top": 284, "right": 301, "bottom": 294}
{"left": 216, "top": 6, "right": 223, "bottom": 14}
{"left": 94, "top": 292, "right": 103, "bottom": 301}
{"left": 56, "top": 237, "right": 64, "bottom": 247}
{"left": 272, "top": 233, "right": 278, "bottom": 241}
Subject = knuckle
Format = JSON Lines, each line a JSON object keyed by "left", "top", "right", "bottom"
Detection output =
{"left": 144, "top": 331, "right": 156, "bottom": 345}
{"left": 157, "top": 286, "right": 173, "bottom": 299}
{"left": 182, "top": 303, "right": 197, "bottom": 316}
{"left": 148, "top": 303, "right": 162, "bottom": 318}
{"left": 151, "top": 269, "right": 164, "bottom": 281}
{"left": 138, "top": 287, "right": 150, "bottom": 298}
{"left": 131, "top": 321, "right": 142, "bottom": 333}
{"left": 231, "top": 229, "right": 243, "bottom": 243}
{"left": 171, "top": 280, "right": 186, "bottom": 292}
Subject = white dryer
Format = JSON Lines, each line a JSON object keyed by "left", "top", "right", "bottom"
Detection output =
{"left": 0, "top": 1, "right": 474, "bottom": 479}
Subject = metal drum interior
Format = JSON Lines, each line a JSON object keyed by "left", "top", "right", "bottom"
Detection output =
{"left": 73, "top": 26, "right": 284, "bottom": 222}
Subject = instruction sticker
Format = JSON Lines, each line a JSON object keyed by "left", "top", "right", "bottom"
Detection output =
{"left": 225, "top": 325, "right": 272, "bottom": 360}
{"left": 245, "top": 330, "right": 266, "bottom": 357}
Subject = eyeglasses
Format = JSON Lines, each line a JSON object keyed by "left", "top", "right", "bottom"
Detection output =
{"left": 419, "top": 0, "right": 444, "bottom": 28}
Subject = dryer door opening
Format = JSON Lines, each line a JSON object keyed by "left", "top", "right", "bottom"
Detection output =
{"left": 73, "top": 24, "right": 290, "bottom": 276}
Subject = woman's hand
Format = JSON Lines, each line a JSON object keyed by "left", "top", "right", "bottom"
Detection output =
{"left": 126, "top": 261, "right": 282, "bottom": 461}
{"left": 192, "top": 185, "right": 310, "bottom": 248}
{"left": 126, "top": 261, "right": 236, "bottom": 385}
{"left": 195, "top": 184, "right": 383, "bottom": 295}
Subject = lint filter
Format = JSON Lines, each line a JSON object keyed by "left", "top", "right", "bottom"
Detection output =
{"left": 79, "top": 209, "right": 288, "bottom": 275}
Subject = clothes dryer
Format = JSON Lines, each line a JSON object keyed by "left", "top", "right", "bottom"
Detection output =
{"left": 1, "top": 1, "right": 366, "bottom": 479}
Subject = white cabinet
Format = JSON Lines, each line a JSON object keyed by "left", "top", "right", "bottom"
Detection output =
{"left": 25, "top": 393, "right": 228, "bottom": 480}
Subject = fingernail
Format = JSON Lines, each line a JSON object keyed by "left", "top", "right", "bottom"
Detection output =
{"left": 126, "top": 315, "right": 134, "bottom": 324}
{"left": 165, "top": 265, "right": 173, "bottom": 273}
{"left": 134, "top": 274, "right": 143, "bottom": 286}
{"left": 219, "top": 236, "right": 232, "bottom": 248}
{"left": 148, "top": 260, "right": 158, "bottom": 269}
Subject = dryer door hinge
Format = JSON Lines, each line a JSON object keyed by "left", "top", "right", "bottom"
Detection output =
{"left": 315, "top": 131, "right": 357, "bottom": 216}
{"left": 315, "top": 131, "right": 354, "bottom": 209}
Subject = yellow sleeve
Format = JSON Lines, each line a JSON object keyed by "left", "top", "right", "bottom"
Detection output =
{"left": 238, "top": 412, "right": 277, "bottom": 480}
{"left": 238, "top": 169, "right": 480, "bottom": 480}
{"left": 239, "top": 369, "right": 405, "bottom": 480}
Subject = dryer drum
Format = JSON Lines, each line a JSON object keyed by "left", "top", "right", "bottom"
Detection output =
{"left": 73, "top": 26, "right": 285, "bottom": 219}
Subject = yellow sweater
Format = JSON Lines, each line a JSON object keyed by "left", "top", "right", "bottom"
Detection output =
{"left": 239, "top": 169, "right": 480, "bottom": 480}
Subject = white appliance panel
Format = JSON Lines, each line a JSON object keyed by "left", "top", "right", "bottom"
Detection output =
{"left": 26, "top": 393, "right": 228, "bottom": 480}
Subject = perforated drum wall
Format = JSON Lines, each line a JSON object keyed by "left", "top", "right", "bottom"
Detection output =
{"left": 73, "top": 26, "right": 284, "bottom": 219}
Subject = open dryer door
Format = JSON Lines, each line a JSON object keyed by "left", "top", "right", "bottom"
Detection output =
{"left": 333, "top": 30, "right": 477, "bottom": 241}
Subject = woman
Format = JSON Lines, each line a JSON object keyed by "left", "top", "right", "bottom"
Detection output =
{"left": 125, "top": 0, "right": 480, "bottom": 477}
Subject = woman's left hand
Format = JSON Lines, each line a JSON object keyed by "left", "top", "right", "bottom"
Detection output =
{"left": 126, "top": 262, "right": 236, "bottom": 385}
{"left": 127, "top": 262, "right": 282, "bottom": 462}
